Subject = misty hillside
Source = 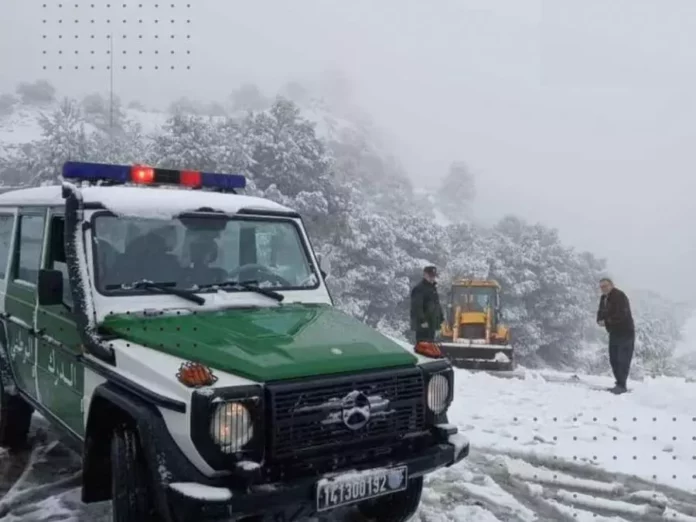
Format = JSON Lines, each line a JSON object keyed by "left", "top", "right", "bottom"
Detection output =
{"left": 0, "top": 79, "right": 692, "bottom": 377}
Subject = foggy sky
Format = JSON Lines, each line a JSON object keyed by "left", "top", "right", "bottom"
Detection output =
{"left": 2, "top": 0, "right": 696, "bottom": 300}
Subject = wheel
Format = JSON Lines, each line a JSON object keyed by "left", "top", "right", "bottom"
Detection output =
{"left": 356, "top": 477, "right": 424, "bottom": 522}
{"left": 111, "top": 426, "right": 157, "bottom": 522}
{"left": 0, "top": 378, "right": 33, "bottom": 451}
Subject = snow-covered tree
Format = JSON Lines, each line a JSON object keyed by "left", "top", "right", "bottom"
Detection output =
{"left": 0, "top": 94, "right": 18, "bottom": 116}
{"left": 16, "top": 80, "right": 56, "bottom": 105}
{"left": 243, "top": 97, "right": 331, "bottom": 196}
{"left": 89, "top": 119, "right": 154, "bottom": 166}
{"left": 3, "top": 99, "right": 92, "bottom": 185}
{"left": 81, "top": 93, "right": 126, "bottom": 134}
{"left": 230, "top": 83, "right": 268, "bottom": 112}
{"left": 280, "top": 81, "right": 310, "bottom": 106}
{"left": 483, "top": 216, "right": 606, "bottom": 368}
{"left": 127, "top": 100, "right": 146, "bottom": 111}
{"left": 436, "top": 161, "right": 476, "bottom": 224}
{"left": 0, "top": 84, "right": 688, "bottom": 375}
{"left": 628, "top": 290, "right": 686, "bottom": 376}
{"left": 151, "top": 114, "right": 250, "bottom": 174}
{"left": 168, "top": 97, "right": 204, "bottom": 116}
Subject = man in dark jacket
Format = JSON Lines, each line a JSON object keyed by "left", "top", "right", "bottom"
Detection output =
{"left": 410, "top": 266, "right": 444, "bottom": 342}
{"left": 596, "top": 278, "right": 635, "bottom": 394}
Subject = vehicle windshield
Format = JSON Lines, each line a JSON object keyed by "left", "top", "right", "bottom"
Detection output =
{"left": 451, "top": 286, "right": 497, "bottom": 312}
{"left": 92, "top": 213, "right": 319, "bottom": 294}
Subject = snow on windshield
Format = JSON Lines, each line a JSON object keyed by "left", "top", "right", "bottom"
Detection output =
{"left": 91, "top": 213, "right": 319, "bottom": 293}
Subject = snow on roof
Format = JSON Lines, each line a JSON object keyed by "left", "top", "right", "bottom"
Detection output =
{"left": 0, "top": 185, "right": 295, "bottom": 218}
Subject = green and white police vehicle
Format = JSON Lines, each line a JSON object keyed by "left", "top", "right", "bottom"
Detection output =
{"left": 0, "top": 161, "right": 469, "bottom": 522}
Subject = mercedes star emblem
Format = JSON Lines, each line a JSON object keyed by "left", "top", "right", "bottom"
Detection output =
{"left": 341, "top": 390, "right": 371, "bottom": 430}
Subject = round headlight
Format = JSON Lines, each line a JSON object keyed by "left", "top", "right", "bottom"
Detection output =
{"left": 427, "top": 374, "right": 450, "bottom": 414}
{"left": 210, "top": 402, "right": 254, "bottom": 453}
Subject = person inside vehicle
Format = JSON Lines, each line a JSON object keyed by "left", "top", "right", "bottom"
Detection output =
{"left": 114, "top": 225, "right": 182, "bottom": 286}
{"left": 187, "top": 237, "right": 227, "bottom": 286}
{"left": 469, "top": 294, "right": 486, "bottom": 312}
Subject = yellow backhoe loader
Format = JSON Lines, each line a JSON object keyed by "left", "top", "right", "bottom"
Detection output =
{"left": 438, "top": 279, "right": 514, "bottom": 371}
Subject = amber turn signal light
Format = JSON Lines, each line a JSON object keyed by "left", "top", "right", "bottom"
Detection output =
{"left": 176, "top": 361, "right": 218, "bottom": 387}
{"left": 415, "top": 342, "right": 442, "bottom": 358}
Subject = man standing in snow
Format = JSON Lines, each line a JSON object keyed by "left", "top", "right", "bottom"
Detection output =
{"left": 596, "top": 278, "right": 635, "bottom": 394}
{"left": 410, "top": 266, "right": 444, "bottom": 343}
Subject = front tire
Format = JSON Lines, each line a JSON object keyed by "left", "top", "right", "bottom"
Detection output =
{"left": 111, "top": 426, "right": 157, "bottom": 522}
{"left": 356, "top": 477, "right": 424, "bottom": 522}
{"left": 0, "top": 379, "right": 33, "bottom": 451}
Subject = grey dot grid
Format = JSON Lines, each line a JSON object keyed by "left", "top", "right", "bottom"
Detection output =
{"left": 506, "top": 415, "right": 696, "bottom": 481}
{"left": 41, "top": 3, "right": 191, "bottom": 70}
{"left": 498, "top": 413, "right": 696, "bottom": 518}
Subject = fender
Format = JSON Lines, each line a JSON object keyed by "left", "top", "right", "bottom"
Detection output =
{"left": 83, "top": 382, "right": 207, "bottom": 520}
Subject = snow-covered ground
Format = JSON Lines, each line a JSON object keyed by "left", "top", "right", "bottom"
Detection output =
{"left": 1, "top": 365, "right": 695, "bottom": 521}
{"left": 422, "top": 368, "right": 696, "bottom": 521}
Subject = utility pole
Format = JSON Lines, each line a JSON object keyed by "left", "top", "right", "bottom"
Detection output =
{"left": 109, "top": 32, "right": 114, "bottom": 133}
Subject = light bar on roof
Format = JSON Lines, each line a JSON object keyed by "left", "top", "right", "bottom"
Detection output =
{"left": 62, "top": 161, "right": 246, "bottom": 191}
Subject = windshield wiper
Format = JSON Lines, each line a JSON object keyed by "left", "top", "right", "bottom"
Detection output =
{"left": 107, "top": 280, "right": 206, "bottom": 305}
{"left": 198, "top": 280, "right": 284, "bottom": 302}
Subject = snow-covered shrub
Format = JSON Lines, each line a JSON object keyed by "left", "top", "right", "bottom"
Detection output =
{"left": 1, "top": 83, "right": 689, "bottom": 375}
{"left": 16, "top": 80, "right": 56, "bottom": 105}
{"left": 0, "top": 94, "right": 18, "bottom": 116}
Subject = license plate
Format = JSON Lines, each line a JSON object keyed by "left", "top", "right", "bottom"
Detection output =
{"left": 315, "top": 466, "right": 408, "bottom": 512}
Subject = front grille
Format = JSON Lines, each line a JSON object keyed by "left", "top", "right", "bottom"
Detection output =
{"left": 459, "top": 324, "right": 486, "bottom": 339}
{"left": 266, "top": 367, "right": 425, "bottom": 462}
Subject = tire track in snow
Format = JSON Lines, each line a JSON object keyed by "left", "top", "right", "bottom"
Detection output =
{"left": 0, "top": 448, "right": 31, "bottom": 498}
{"left": 0, "top": 418, "right": 110, "bottom": 522}
{"left": 3, "top": 416, "right": 696, "bottom": 522}
{"left": 466, "top": 448, "right": 696, "bottom": 522}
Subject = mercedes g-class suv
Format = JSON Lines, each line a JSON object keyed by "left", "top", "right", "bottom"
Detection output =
{"left": 0, "top": 161, "right": 469, "bottom": 522}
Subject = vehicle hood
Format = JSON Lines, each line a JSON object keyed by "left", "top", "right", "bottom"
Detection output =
{"left": 100, "top": 304, "right": 417, "bottom": 382}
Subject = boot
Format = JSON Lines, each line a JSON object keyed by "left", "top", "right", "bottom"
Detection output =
{"left": 611, "top": 385, "right": 628, "bottom": 394}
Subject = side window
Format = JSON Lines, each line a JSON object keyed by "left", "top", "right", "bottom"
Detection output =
{"left": 0, "top": 215, "right": 15, "bottom": 281}
{"left": 256, "top": 223, "right": 313, "bottom": 285}
{"left": 47, "top": 216, "right": 72, "bottom": 307}
{"left": 15, "top": 214, "right": 46, "bottom": 284}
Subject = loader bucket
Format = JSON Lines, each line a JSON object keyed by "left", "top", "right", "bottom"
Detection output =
{"left": 438, "top": 342, "right": 514, "bottom": 371}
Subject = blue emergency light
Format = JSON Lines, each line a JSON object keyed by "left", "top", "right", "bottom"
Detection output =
{"left": 62, "top": 161, "right": 246, "bottom": 191}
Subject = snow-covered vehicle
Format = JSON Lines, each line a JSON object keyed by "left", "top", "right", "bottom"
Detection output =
{"left": 0, "top": 161, "right": 469, "bottom": 522}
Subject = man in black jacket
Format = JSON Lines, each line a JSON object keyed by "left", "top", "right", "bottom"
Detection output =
{"left": 596, "top": 278, "right": 635, "bottom": 394}
{"left": 410, "top": 266, "right": 444, "bottom": 342}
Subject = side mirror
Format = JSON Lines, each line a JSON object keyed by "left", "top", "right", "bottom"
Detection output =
{"left": 38, "top": 269, "right": 64, "bottom": 306}
{"left": 317, "top": 254, "right": 331, "bottom": 280}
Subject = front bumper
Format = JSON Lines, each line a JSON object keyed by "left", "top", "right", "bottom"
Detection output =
{"left": 166, "top": 426, "right": 469, "bottom": 521}
{"left": 438, "top": 343, "right": 514, "bottom": 371}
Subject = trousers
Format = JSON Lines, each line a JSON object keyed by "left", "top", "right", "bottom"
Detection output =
{"left": 413, "top": 327, "right": 436, "bottom": 343}
{"left": 608, "top": 333, "right": 635, "bottom": 388}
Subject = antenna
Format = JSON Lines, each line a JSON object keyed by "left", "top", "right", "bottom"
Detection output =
{"left": 109, "top": 32, "right": 114, "bottom": 133}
